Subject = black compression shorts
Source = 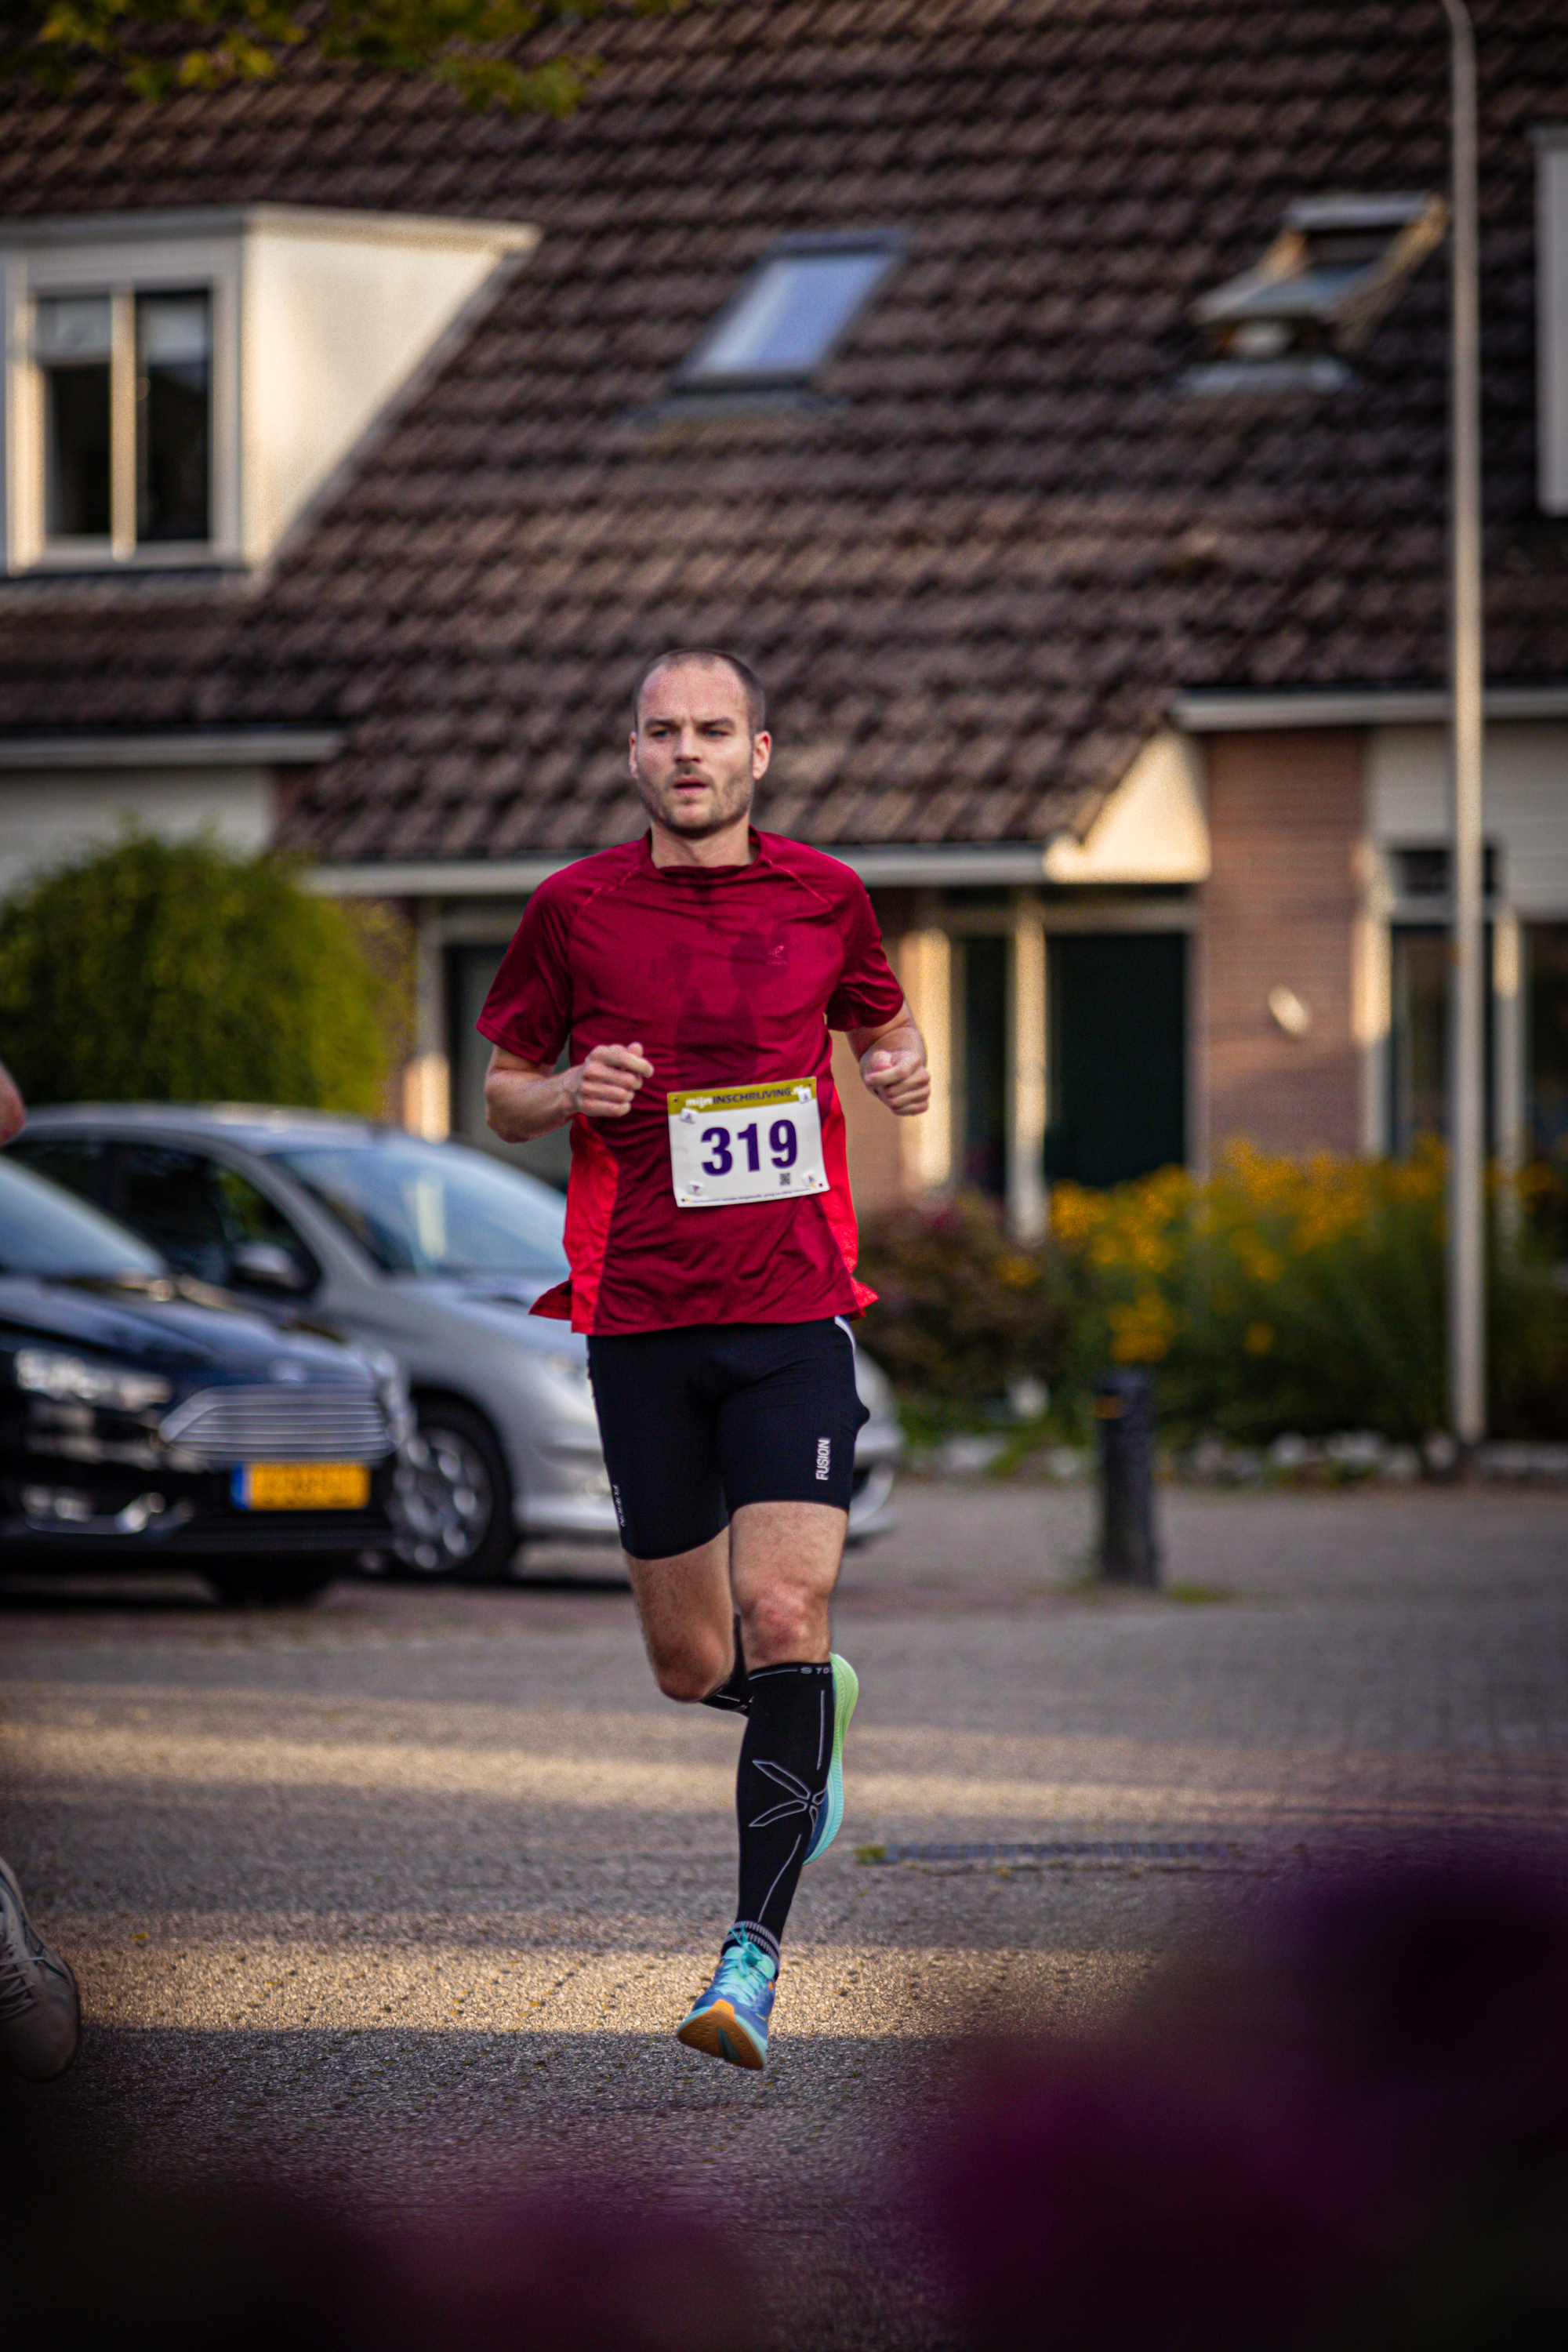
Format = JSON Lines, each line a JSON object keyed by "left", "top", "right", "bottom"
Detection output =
{"left": 586, "top": 1319, "right": 869, "bottom": 1561}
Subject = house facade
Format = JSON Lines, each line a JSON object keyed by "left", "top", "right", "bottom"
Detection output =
{"left": 1, "top": 0, "right": 1565, "bottom": 1228}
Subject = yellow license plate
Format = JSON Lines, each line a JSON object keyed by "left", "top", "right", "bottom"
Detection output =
{"left": 235, "top": 1462, "right": 370, "bottom": 1510}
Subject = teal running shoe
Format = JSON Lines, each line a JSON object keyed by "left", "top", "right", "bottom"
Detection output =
{"left": 677, "top": 1930, "right": 777, "bottom": 2070}
{"left": 804, "top": 1651, "right": 858, "bottom": 1864}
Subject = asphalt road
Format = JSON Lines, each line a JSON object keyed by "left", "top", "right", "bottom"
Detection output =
{"left": 3, "top": 1479, "right": 1566, "bottom": 2345}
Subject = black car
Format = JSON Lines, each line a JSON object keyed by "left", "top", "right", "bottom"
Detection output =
{"left": 0, "top": 1156, "right": 405, "bottom": 1602}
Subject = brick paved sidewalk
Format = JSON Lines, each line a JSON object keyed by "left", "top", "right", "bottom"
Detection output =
{"left": 2, "top": 1481, "right": 1564, "bottom": 2344}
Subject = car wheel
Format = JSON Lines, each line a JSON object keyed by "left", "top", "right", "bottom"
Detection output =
{"left": 206, "top": 1558, "right": 338, "bottom": 1607}
{"left": 394, "top": 1399, "right": 516, "bottom": 1583}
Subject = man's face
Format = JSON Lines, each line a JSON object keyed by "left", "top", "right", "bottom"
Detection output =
{"left": 630, "top": 660, "right": 771, "bottom": 840}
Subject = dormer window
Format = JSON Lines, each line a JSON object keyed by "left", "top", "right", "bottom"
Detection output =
{"left": 1185, "top": 193, "right": 1447, "bottom": 394}
{"left": 5, "top": 207, "right": 534, "bottom": 575}
{"left": 683, "top": 234, "right": 902, "bottom": 387}
{"left": 36, "top": 288, "right": 212, "bottom": 554}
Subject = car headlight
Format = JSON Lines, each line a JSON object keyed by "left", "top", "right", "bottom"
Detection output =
{"left": 14, "top": 1349, "right": 172, "bottom": 1412}
{"left": 357, "top": 1346, "right": 414, "bottom": 1443}
{"left": 358, "top": 1345, "right": 408, "bottom": 1404}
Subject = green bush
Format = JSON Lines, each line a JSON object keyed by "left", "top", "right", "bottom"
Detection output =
{"left": 0, "top": 830, "right": 397, "bottom": 1114}
{"left": 1489, "top": 1242, "right": 1568, "bottom": 1439}
{"left": 858, "top": 1144, "right": 1568, "bottom": 1442}
{"left": 857, "top": 1190, "right": 1076, "bottom": 1407}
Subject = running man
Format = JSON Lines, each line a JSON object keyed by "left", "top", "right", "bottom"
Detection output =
{"left": 479, "top": 649, "right": 929, "bottom": 2068}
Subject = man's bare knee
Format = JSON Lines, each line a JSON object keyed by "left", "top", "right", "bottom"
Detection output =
{"left": 627, "top": 1534, "right": 733, "bottom": 1704}
{"left": 742, "top": 1585, "right": 826, "bottom": 1664}
{"left": 649, "top": 1631, "right": 731, "bottom": 1704}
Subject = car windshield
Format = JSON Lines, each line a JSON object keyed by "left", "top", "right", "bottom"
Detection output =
{"left": 273, "top": 1140, "right": 570, "bottom": 1279}
{"left": 0, "top": 1156, "right": 166, "bottom": 1278}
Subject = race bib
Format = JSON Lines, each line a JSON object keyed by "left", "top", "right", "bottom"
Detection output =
{"left": 668, "top": 1079, "right": 829, "bottom": 1208}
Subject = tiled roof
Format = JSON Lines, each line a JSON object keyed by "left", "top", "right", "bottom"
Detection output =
{"left": 1, "top": 0, "right": 1565, "bottom": 862}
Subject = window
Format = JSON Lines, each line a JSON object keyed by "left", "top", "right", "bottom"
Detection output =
{"left": 8, "top": 1131, "right": 111, "bottom": 1212}
{"left": 1186, "top": 193, "right": 1446, "bottom": 395}
{"left": 110, "top": 1145, "right": 313, "bottom": 1290}
{"left": 136, "top": 294, "right": 212, "bottom": 542}
{"left": 37, "top": 297, "right": 111, "bottom": 538}
{"left": 34, "top": 288, "right": 211, "bottom": 555}
{"left": 273, "top": 1138, "right": 568, "bottom": 1279}
{"left": 1388, "top": 927, "right": 1448, "bottom": 1153}
{"left": 1391, "top": 842, "right": 1501, "bottom": 900}
{"left": 1527, "top": 923, "right": 1568, "bottom": 1254}
{"left": 1540, "top": 130, "right": 1568, "bottom": 512}
{"left": 1388, "top": 925, "right": 1497, "bottom": 1157}
{"left": 1527, "top": 924, "right": 1568, "bottom": 1159}
{"left": 683, "top": 237, "right": 902, "bottom": 386}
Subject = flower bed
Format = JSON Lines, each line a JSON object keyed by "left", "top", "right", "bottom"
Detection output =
{"left": 858, "top": 1142, "right": 1568, "bottom": 1444}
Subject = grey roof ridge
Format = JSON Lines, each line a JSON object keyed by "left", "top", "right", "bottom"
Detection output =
{"left": 1174, "top": 681, "right": 1568, "bottom": 728}
{"left": 305, "top": 840, "right": 1106, "bottom": 895}
{"left": 0, "top": 728, "right": 345, "bottom": 767}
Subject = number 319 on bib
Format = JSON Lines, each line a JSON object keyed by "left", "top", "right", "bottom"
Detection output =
{"left": 667, "top": 1079, "right": 829, "bottom": 1208}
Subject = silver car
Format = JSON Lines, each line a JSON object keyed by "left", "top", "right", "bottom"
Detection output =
{"left": 10, "top": 1105, "right": 901, "bottom": 1580}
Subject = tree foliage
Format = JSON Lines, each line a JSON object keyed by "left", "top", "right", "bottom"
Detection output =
{"left": 0, "top": 830, "right": 397, "bottom": 1115}
{"left": 1, "top": 0, "right": 695, "bottom": 111}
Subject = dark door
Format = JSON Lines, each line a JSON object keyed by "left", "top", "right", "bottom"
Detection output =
{"left": 960, "top": 935, "right": 1008, "bottom": 1198}
{"left": 1044, "top": 931, "right": 1186, "bottom": 1189}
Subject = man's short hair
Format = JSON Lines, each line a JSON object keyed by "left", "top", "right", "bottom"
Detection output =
{"left": 633, "top": 648, "right": 767, "bottom": 737}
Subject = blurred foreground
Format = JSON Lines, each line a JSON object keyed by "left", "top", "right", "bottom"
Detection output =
{"left": 8, "top": 1853, "right": 1567, "bottom": 2351}
{"left": 3, "top": 1481, "right": 1565, "bottom": 2348}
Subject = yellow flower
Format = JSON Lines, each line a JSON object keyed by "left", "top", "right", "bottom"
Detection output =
{"left": 1108, "top": 1292, "right": 1177, "bottom": 1363}
{"left": 1047, "top": 1184, "right": 1101, "bottom": 1250}
{"left": 1243, "top": 1320, "right": 1276, "bottom": 1356}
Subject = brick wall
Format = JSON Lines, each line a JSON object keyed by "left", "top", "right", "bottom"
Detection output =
{"left": 1202, "top": 729, "right": 1364, "bottom": 1158}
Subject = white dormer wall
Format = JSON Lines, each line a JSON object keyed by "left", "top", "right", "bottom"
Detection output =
{"left": 1540, "top": 129, "right": 1568, "bottom": 516}
{"left": 2, "top": 205, "right": 535, "bottom": 572}
{"left": 237, "top": 209, "right": 535, "bottom": 561}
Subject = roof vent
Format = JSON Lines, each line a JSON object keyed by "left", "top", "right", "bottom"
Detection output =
{"left": 1183, "top": 192, "right": 1447, "bottom": 394}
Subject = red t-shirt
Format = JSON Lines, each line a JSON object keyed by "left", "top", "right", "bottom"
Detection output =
{"left": 475, "top": 831, "right": 906, "bottom": 1334}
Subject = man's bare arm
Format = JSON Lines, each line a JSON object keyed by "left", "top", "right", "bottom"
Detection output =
{"left": 844, "top": 1003, "right": 931, "bottom": 1117}
{"left": 484, "top": 1040, "right": 655, "bottom": 1143}
{"left": 0, "top": 1057, "right": 25, "bottom": 1145}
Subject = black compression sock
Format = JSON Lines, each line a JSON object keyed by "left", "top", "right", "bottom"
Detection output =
{"left": 735, "top": 1660, "right": 835, "bottom": 1951}
{"left": 699, "top": 1612, "right": 750, "bottom": 1715}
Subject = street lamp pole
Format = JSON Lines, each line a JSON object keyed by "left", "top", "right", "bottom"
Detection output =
{"left": 1441, "top": 0, "right": 1486, "bottom": 1450}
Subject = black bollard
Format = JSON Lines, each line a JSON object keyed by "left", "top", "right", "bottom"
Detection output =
{"left": 1094, "top": 1370, "right": 1160, "bottom": 1586}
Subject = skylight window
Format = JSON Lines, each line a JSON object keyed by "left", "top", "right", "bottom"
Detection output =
{"left": 684, "top": 236, "right": 902, "bottom": 384}
{"left": 1185, "top": 193, "right": 1447, "bottom": 394}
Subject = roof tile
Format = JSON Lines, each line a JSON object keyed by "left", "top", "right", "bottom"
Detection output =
{"left": 0, "top": 0, "right": 1562, "bottom": 861}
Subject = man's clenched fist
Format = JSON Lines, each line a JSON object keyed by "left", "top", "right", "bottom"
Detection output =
{"left": 572, "top": 1042, "right": 655, "bottom": 1119}
{"left": 861, "top": 1044, "right": 931, "bottom": 1116}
